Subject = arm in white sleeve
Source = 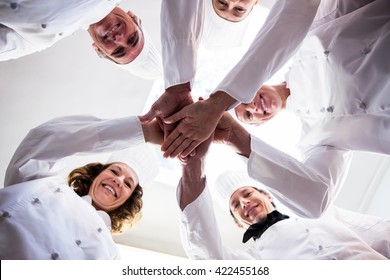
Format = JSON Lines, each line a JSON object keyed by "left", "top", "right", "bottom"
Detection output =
{"left": 178, "top": 180, "right": 251, "bottom": 259}
{"left": 214, "top": 0, "right": 321, "bottom": 105}
{"left": 4, "top": 115, "right": 145, "bottom": 187}
{"left": 0, "top": 24, "right": 41, "bottom": 61}
{"left": 248, "top": 135, "right": 352, "bottom": 218}
{"left": 160, "top": 0, "right": 204, "bottom": 89}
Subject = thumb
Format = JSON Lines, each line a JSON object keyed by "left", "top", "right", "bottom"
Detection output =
{"left": 164, "top": 110, "right": 186, "bottom": 124}
{"left": 139, "top": 107, "right": 158, "bottom": 123}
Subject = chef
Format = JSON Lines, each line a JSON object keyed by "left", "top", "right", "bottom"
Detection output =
{"left": 177, "top": 140, "right": 389, "bottom": 260}
{"left": 0, "top": 114, "right": 161, "bottom": 259}
{"left": 145, "top": 0, "right": 389, "bottom": 218}
{"left": 0, "top": 1, "right": 162, "bottom": 79}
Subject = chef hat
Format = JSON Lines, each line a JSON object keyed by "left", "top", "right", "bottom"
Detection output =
{"left": 106, "top": 145, "right": 159, "bottom": 187}
{"left": 201, "top": 0, "right": 252, "bottom": 51}
{"left": 117, "top": 29, "right": 163, "bottom": 80}
{"left": 213, "top": 169, "right": 266, "bottom": 210}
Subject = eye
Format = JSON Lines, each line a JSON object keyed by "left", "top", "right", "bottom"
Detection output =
{"left": 235, "top": 7, "right": 246, "bottom": 13}
{"left": 245, "top": 111, "right": 252, "bottom": 122}
{"left": 244, "top": 191, "right": 251, "bottom": 198}
{"left": 112, "top": 47, "right": 125, "bottom": 58}
{"left": 128, "top": 34, "right": 137, "bottom": 45}
{"left": 111, "top": 169, "right": 119, "bottom": 175}
{"left": 217, "top": 0, "right": 228, "bottom": 7}
{"left": 125, "top": 181, "right": 131, "bottom": 189}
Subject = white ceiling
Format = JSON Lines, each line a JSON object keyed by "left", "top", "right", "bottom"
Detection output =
{"left": 0, "top": 0, "right": 389, "bottom": 259}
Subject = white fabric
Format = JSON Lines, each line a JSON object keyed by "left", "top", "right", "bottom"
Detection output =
{"left": 201, "top": 0, "right": 252, "bottom": 51}
{"left": 0, "top": 178, "right": 120, "bottom": 260}
{"left": 161, "top": 0, "right": 321, "bottom": 92}
{"left": 107, "top": 144, "right": 159, "bottom": 187}
{"left": 213, "top": 169, "right": 265, "bottom": 210}
{"left": 0, "top": 115, "right": 158, "bottom": 259}
{"left": 160, "top": 0, "right": 204, "bottom": 89}
{"left": 246, "top": 0, "right": 390, "bottom": 218}
{"left": 117, "top": 30, "right": 163, "bottom": 80}
{"left": 178, "top": 184, "right": 388, "bottom": 260}
{"left": 0, "top": 0, "right": 120, "bottom": 60}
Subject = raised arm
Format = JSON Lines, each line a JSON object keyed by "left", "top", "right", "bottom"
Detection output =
{"left": 140, "top": 0, "right": 205, "bottom": 129}
{"left": 177, "top": 134, "right": 251, "bottom": 259}
{"left": 215, "top": 113, "right": 352, "bottom": 218}
{"left": 160, "top": 0, "right": 321, "bottom": 157}
{"left": 4, "top": 115, "right": 159, "bottom": 187}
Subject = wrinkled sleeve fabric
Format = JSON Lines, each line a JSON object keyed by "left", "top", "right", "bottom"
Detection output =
{"left": 214, "top": 0, "right": 321, "bottom": 107}
{"left": 248, "top": 135, "right": 352, "bottom": 218}
{"left": 4, "top": 115, "right": 145, "bottom": 187}
{"left": 327, "top": 206, "right": 390, "bottom": 259}
{"left": 0, "top": 24, "right": 41, "bottom": 61}
{"left": 160, "top": 0, "right": 204, "bottom": 89}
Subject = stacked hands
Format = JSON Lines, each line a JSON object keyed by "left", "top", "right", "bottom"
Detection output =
{"left": 140, "top": 82, "right": 248, "bottom": 162}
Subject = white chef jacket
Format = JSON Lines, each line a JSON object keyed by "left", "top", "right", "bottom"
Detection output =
{"left": 246, "top": 0, "right": 390, "bottom": 218}
{"left": 161, "top": 0, "right": 378, "bottom": 102}
{"left": 0, "top": 0, "right": 120, "bottom": 61}
{"left": 161, "top": 0, "right": 320, "bottom": 90}
{"left": 0, "top": 115, "right": 148, "bottom": 259}
{"left": 178, "top": 184, "right": 388, "bottom": 260}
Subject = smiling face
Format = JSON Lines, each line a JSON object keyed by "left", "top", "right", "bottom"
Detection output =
{"left": 88, "top": 162, "right": 139, "bottom": 212}
{"left": 229, "top": 187, "right": 275, "bottom": 226}
{"left": 88, "top": 7, "right": 144, "bottom": 64}
{"left": 234, "top": 85, "right": 285, "bottom": 125}
{"left": 212, "top": 0, "right": 259, "bottom": 22}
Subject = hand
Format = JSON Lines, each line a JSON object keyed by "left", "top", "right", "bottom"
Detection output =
{"left": 179, "top": 133, "right": 214, "bottom": 164}
{"left": 215, "top": 112, "right": 251, "bottom": 158}
{"left": 161, "top": 91, "right": 236, "bottom": 158}
{"left": 161, "top": 99, "right": 222, "bottom": 158}
{"left": 214, "top": 112, "right": 237, "bottom": 145}
{"left": 140, "top": 82, "right": 194, "bottom": 140}
{"left": 140, "top": 117, "right": 164, "bottom": 145}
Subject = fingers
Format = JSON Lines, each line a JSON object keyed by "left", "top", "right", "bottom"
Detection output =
{"left": 165, "top": 137, "right": 194, "bottom": 158}
{"left": 181, "top": 141, "right": 200, "bottom": 158}
{"left": 139, "top": 109, "right": 156, "bottom": 123}
{"left": 164, "top": 109, "right": 186, "bottom": 125}
{"left": 161, "top": 128, "right": 181, "bottom": 153}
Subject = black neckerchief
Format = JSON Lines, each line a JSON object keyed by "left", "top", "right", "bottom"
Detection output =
{"left": 242, "top": 210, "right": 289, "bottom": 243}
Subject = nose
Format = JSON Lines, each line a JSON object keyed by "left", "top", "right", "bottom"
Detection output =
{"left": 241, "top": 200, "right": 249, "bottom": 209}
{"left": 112, "top": 176, "right": 124, "bottom": 188}
{"left": 112, "top": 32, "right": 126, "bottom": 44}
{"left": 246, "top": 101, "right": 258, "bottom": 113}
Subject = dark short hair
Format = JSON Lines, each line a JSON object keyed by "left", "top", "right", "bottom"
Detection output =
{"left": 68, "top": 162, "right": 143, "bottom": 234}
{"left": 229, "top": 187, "right": 276, "bottom": 226}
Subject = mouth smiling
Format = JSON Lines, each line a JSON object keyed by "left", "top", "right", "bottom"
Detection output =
{"left": 245, "top": 204, "right": 258, "bottom": 218}
{"left": 102, "top": 183, "right": 117, "bottom": 198}
{"left": 103, "top": 23, "right": 120, "bottom": 41}
{"left": 259, "top": 95, "right": 267, "bottom": 115}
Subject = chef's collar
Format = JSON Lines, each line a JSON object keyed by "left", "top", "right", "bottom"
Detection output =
{"left": 117, "top": 29, "right": 163, "bottom": 80}
{"left": 202, "top": 0, "right": 252, "bottom": 51}
{"left": 81, "top": 195, "right": 112, "bottom": 230}
{"left": 242, "top": 210, "right": 289, "bottom": 243}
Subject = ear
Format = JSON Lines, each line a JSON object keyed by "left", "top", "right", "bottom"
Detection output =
{"left": 236, "top": 223, "right": 244, "bottom": 229}
{"left": 91, "top": 43, "right": 104, "bottom": 58}
{"left": 265, "top": 192, "right": 273, "bottom": 202}
{"left": 127, "top": 10, "right": 142, "bottom": 26}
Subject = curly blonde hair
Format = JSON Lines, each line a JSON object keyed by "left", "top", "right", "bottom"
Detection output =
{"left": 68, "top": 162, "right": 143, "bottom": 233}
